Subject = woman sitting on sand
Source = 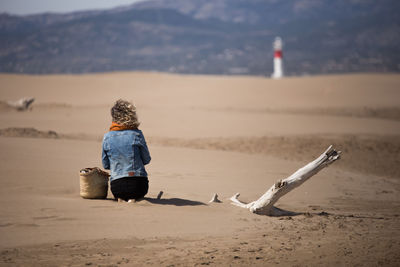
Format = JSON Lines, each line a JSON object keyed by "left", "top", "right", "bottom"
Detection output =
{"left": 102, "top": 99, "right": 151, "bottom": 202}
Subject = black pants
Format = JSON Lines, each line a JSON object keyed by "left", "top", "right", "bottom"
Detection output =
{"left": 110, "top": 177, "right": 149, "bottom": 201}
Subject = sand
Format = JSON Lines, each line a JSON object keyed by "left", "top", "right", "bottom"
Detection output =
{"left": 0, "top": 72, "right": 399, "bottom": 266}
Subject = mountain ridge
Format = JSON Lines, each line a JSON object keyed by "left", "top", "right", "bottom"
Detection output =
{"left": 1, "top": 0, "right": 399, "bottom": 75}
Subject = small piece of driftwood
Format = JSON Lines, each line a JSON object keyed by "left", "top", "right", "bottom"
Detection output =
{"left": 209, "top": 193, "right": 222, "bottom": 203}
{"left": 7, "top": 97, "right": 35, "bottom": 111}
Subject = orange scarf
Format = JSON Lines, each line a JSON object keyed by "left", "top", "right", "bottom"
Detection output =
{"left": 109, "top": 122, "right": 135, "bottom": 131}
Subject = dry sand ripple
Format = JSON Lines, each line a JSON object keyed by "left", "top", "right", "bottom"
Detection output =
{"left": 197, "top": 106, "right": 400, "bottom": 122}
{"left": 1, "top": 127, "right": 399, "bottom": 180}
{"left": 1, "top": 212, "right": 399, "bottom": 267}
{"left": 150, "top": 134, "right": 400, "bottom": 180}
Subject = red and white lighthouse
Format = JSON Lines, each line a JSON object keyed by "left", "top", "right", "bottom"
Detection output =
{"left": 271, "top": 37, "right": 283, "bottom": 79}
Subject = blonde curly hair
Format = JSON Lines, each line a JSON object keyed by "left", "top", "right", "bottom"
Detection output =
{"left": 111, "top": 99, "right": 140, "bottom": 129}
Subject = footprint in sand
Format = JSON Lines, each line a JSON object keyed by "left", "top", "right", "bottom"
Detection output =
{"left": 15, "top": 223, "right": 40, "bottom": 227}
{"left": 54, "top": 217, "right": 76, "bottom": 221}
{"left": 32, "top": 215, "right": 77, "bottom": 222}
{"left": 90, "top": 205, "right": 114, "bottom": 209}
{"left": 32, "top": 215, "right": 59, "bottom": 220}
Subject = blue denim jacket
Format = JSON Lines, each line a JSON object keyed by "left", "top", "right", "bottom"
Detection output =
{"left": 102, "top": 129, "right": 151, "bottom": 182}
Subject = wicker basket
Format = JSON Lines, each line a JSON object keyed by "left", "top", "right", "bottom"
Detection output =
{"left": 79, "top": 167, "right": 110, "bottom": 199}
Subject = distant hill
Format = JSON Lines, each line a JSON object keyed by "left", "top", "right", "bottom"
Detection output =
{"left": 1, "top": 0, "right": 399, "bottom": 76}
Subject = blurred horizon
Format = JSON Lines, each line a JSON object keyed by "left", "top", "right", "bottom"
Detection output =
{"left": 0, "top": 0, "right": 147, "bottom": 15}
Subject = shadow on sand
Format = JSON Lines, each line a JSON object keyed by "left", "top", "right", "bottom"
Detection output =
{"left": 143, "top": 197, "right": 206, "bottom": 206}
{"left": 104, "top": 196, "right": 206, "bottom": 206}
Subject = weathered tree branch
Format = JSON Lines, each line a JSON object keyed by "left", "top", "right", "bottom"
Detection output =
{"left": 230, "top": 145, "right": 341, "bottom": 216}
{"left": 7, "top": 97, "right": 35, "bottom": 111}
{"left": 209, "top": 193, "right": 222, "bottom": 203}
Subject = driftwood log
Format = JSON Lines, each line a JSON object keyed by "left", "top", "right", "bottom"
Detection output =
{"left": 7, "top": 97, "right": 35, "bottom": 111}
{"left": 230, "top": 145, "right": 341, "bottom": 216}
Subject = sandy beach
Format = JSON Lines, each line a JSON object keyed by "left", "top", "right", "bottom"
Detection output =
{"left": 0, "top": 72, "right": 399, "bottom": 266}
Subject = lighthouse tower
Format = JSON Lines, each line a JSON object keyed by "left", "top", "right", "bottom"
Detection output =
{"left": 271, "top": 37, "right": 284, "bottom": 79}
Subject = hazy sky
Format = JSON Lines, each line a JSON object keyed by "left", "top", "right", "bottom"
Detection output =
{"left": 0, "top": 0, "right": 147, "bottom": 15}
